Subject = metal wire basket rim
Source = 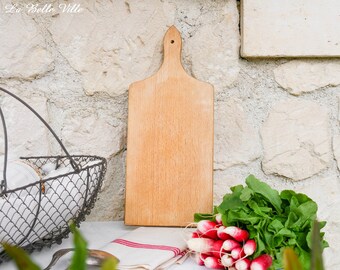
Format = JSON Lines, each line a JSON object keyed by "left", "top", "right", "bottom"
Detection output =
{"left": 0, "top": 155, "right": 106, "bottom": 196}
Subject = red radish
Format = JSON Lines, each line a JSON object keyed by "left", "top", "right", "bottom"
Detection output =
{"left": 215, "top": 213, "right": 223, "bottom": 224}
{"left": 222, "top": 239, "right": 241, "bottom": 251}
{"left": 250, "top": 254, "right": 273, "bottom": 270}
{"left": 217, "top": 226, "right": 232, "bottom": 240}
{"left": 191, "top": 230, "right": 202, "bottom": 238}
{"left": 191, "top": 230, "right": 212, "bottom": 239}
{"left": 211, "top": 240, "right": 224, "bottom": 258}
{"left": 197, "top": 220, "right": 218, "bottom": 239}
{"left": 195, "top": 253, "right": 209, "bottom": 266}
{"left": 223, "top": 226, "right": 249, "bottom": 242}
{"left": 194, "top": 253, "right": 204, "bottom": 266}
{"left": 187, "top": 238, "right": 215, "bottom": 253}
{"left": 235, "top": 258, "right": 251, "bottom": 270}
{"left": 204, "top": 256, "right": 224, "bottom": 269}
{"left": 221, "top": 254, "right": 235, "bottom": 267}
{"left": 231, "top": 246, "right": 245, "bottom": 259}
{"left": 243, "top": 239, "right": 256, "bottom": 256}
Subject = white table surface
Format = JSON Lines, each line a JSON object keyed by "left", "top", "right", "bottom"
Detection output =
{"left": 2, "top": 221, "right": 205, "bottom": 270}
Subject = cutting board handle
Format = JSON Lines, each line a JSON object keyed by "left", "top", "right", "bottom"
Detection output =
{"left": 160, "top": 26, "right": 185, "bottom": 75}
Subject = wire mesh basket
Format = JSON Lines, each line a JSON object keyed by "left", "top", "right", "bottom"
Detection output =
{"left": 0, "top": 87, "right": 107, "bottom": 263}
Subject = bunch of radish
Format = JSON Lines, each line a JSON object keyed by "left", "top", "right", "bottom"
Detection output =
{"left": 187, "top": 215, "right": 272, "bottom": 270}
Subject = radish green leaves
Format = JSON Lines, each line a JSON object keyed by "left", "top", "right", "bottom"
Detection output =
{"left": 195, "top": 175, "right": 328, "bottom": 270}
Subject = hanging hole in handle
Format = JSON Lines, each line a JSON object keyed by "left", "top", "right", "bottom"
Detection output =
{"left": 170, "top": 40, "right": 174, "bottom": 44}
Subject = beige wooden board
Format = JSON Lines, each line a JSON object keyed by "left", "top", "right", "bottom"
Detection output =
{"left": 124, "top": 26, "right": 214, "bottom": 226}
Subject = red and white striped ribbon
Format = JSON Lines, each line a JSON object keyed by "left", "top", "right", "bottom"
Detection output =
{"left": 112, "top": 238, "right": 182, "bottom": 256}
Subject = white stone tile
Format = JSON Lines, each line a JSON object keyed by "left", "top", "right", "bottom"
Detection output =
{"left": 241, "top": 0, "right": 340, "bottom": 57}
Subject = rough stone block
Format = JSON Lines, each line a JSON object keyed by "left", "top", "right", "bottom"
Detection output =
{"left": 61, "top": 112, "right": 125, "bottom": 158}
{"left": 274, "top": 60, "right": 340, "bottom": 95}
{"left": 214, "top": 99, "right": 261, "bottom": 170}
{"left": 189, "top": 0, "right": 240, "bottom": 91}
{"left": 261, "top": 100, "right": 331, "bottom": 180}
{"left": 0, "top": 95, "right": 50, "bottom": 160}
{"left": 0, "top": 13, "right": 53, "bottom": 79}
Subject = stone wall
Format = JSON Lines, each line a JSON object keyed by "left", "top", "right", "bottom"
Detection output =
{"left": 0, "top": 1, "right": 339, "bottom": 269}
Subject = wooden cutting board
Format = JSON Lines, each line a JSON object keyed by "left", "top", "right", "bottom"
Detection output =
{"left": 125, "top": 26, "right": 214, "bottom": 226}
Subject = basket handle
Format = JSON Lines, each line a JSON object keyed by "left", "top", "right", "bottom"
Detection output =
{"left": 0, "top": 87, "right": 80, "bottom": 193}
{"left": 0, "top": 107, "right": 8, "bottom": 193}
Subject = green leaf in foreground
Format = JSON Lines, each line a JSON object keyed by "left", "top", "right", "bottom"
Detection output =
{"left": 101, "top": 257, "right": 119, "bottom": 270}
{"left": 283, "top": 248, "right": 303, "bottom": 270}
{"left": 311, "top": 220, "right": 325, "bottom": 270}
{"left": 69, "top": 222, "right": 88, "bottom": 270}
{"left": 1, "top": 243, "right": 40, "bottom": 270}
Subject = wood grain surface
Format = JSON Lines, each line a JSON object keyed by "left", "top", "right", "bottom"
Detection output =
{"left": 124, "top": 26, "right": 214, "bottom": 226}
